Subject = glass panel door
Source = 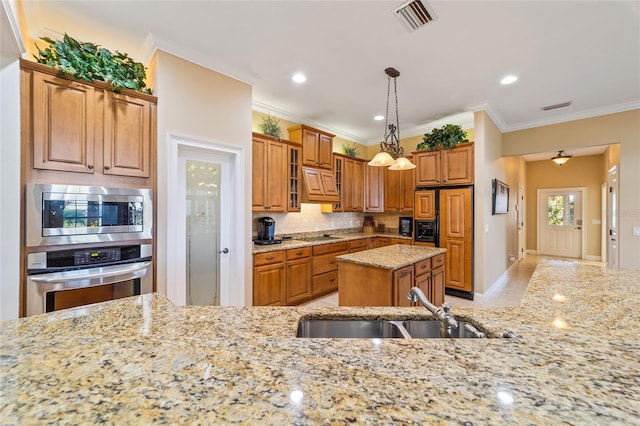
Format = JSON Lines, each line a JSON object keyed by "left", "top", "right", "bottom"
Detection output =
{"left": 185, "top": 160, "right": 221, "bottom": 305}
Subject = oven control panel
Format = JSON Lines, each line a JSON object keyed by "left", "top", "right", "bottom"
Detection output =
{"left": 74, "top": 248, "right": 121, "bottom": 266}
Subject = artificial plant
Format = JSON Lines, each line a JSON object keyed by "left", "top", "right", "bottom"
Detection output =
{"left": 417, "top": 124, "right": 468, "bottom": 151}
{"left": 258, "top": 114, "right": 282, "bottom": 138}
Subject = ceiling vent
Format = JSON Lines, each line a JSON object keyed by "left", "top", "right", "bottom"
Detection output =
{"left": 394, "top": 0, "right": 438, "bottom": 32}
{"left": 542, "top": 101, "right": 572, "bottom": 111}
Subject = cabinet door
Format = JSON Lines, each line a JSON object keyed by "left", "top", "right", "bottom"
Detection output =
{"left": 317, "top": 134, "right": 333, "bottom": 169}
{"left": 384, "top": 168, "right": 401, "bottom": 212}
{"left": 442, "top": 144, "right": 474, "bottom": 185}
{"left": 252, "top": 138, "right": 268, "bottom": 211}
{"left": 253, "top": 263, "right": 285, "bottom": 306}
{"left": 352, "top": 160, "right": 365, "bottom": 211}
{"left": 364, "top": 165, "right": 384, "bottom": 212}
{"left": 401, "top": 166, "right": 416, "bottom": 211}
{"left": 253, "top": 139, "right": 287, "bottom": 212}
{"left": 332, "top": 156, "right": 344, "bottom": 212}
{"left": 301, "top": 128, "right": 319, "bottom": 167}
{"left": 414, "top": 272, "right": 431, "bottom": 306}
{"left": 319, "top": 170, "right": 339, "bottom": 197}
{"left": 415, "top": 190, "right": 436, "bottom": 220}
{"left": 103, "top": 92, "right": 151, "bottom": 177}
{"left": 32, "top": 71, "right": 95, "bottom": 173}
{"left": 288, "top": 145, "right": 301, "bottom": 212}
{"left": 430, "top": 267, "right": 445, "bottom": 306}
{"left": 286, "top": 258, "right": 312, "bottom": 304}
{"left": 393, "top": 266, "right": 414, "bottom": 306}
{"left": 415, "top": 151, "right": 441, "bottom": 186}
{"left": 440, "top": 187, "right": 473, "bottom": 292}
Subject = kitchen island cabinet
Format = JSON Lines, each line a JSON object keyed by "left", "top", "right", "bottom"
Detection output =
{"left": 3, "top": 261, "right": 638, "bottom": 424}
{"left": 336, "top": 245, "right": 446, "bottom": 306}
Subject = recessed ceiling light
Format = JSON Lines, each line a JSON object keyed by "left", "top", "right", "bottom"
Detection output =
{"left": 374, "top": 115, "right": 384, "bottom": 121}
{"left": 292, "top": 73, "right": 306, "bottom": 83}
{"left": 500, "top": 75, "right": 518, "bottom": 85}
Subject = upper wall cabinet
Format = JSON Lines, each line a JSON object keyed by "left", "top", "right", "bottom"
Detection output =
{"left": 252, "top": 133, "right": 288, "bottom": 212}
{"left": 413, "top": 142, "right": 474, "bottom": 187}
{"left": 22, "top": 60, "right": 157, "bottom": 186}
{"left": 384, "top": 157, "right": 415, "bottom": 212}
{"left": 288, "top": 125, "right": 334, "bottom": 170}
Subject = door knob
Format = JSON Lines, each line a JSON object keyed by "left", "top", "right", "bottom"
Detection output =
{"left": 575, "top": 227, "right": 581, "bottom": 230}
{"left": 219, "top": 248, "right": 229, "bottom": 254}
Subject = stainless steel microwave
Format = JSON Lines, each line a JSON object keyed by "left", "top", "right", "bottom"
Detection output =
{"left": 26, "top": 184, "right": 152, "bottom": 247}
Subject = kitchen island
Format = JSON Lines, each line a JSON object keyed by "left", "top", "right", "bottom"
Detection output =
{"left": 1, "top": 259, "right": 639, "bottom": 424}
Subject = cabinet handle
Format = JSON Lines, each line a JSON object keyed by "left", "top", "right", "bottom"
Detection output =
{"left": 401, "top": 270, "right": 410, "bottom": 276}
{"left": 87, "top": 165, "right": 94, "bottom": 170}
{"left": 104, "top": 166, "right": 110, "bottom": 171}
{"left": 295, "top": 251, "right": 304, "bottom": 255}
{"left": 329, "top": 260, "right": 335, "bottom": 265}
{"left": 421, "top": 265, "right": 427, "bottom": 269}
{"left": 329, "top": 278, "right": 336, "bottom": 283}
{"left": 266, "top": 256, "right": 275, "bottom": 260}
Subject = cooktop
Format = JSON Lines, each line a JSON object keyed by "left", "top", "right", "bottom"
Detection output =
{"left": 254, "top": 239, "right": 282, "bottom": 246}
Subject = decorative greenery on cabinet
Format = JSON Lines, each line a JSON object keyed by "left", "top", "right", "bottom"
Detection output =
{"left": 417, "top": 124, "right": 468, "bottom": 151}
{"left": 35, "top": 34, "right": 152, "bottom": 94}
{"left": 341, "top": 143, "right": 360, "bottom": 158}
{"left": 258, "top": 114, "right": 283, "bottom": 138}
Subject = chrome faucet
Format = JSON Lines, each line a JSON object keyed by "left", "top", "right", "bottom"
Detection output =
{"left": 408, "top": 287, "right": 459, "bottom": 337}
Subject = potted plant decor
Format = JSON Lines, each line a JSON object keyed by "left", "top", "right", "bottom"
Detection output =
{"left": 258, "top": 114, "right": 283, "bottom": 138}
{"left": 34, "top": 33, "right": 152, "bottom": 94}
{"left": 341, "top": 143, "right": 359, "bottom": 158}
{"left": 416, "top": 124, "right": 468, "bottom": 151}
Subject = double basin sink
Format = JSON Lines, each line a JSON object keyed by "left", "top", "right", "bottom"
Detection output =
{"left": 297, "top": 319, "right": 487, "bottom": 339}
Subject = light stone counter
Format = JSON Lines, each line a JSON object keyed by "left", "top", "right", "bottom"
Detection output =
{"left": 1, "top": 258, "right": 639, "bottom": 424}
{"left": 252, "top": 232, "right": 412, "bottom": 254}
{"left": 336, "top": 244, "right": 446, "bottom": 270}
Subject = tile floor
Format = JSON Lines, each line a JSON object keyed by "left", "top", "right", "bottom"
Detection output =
{"left": 302, "top": 255, "right": 584, "bottom": 309}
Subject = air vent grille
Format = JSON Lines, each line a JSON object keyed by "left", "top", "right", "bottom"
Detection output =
{"left": 542, "top": 101, "right": 572, "bottom": 111}
{"left": 394, "top": 0, "right": 438, "bottom": 32}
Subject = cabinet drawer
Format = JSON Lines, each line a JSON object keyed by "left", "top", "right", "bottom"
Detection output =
{"left": 348, "top": 238, "right": 369, "bottom": 252}
{"left": 254, "top": 251, "right": 285, "bottom": 266}
{"left": 286, "top": 246, "right": 312, "bottom": 260}
{"left": 431, "top": 254, "right": 445, "bottom": 269}
{"left": 313, "top": 253, "right": 342, "bottom": 275}
{"left": 313, "top": 270, "right": 338, "bottom": 295}
{"left": 312, "top": 241, "right": 349, "bottom": 256}
{"left": 415, "top": 258, "right": 432, "bottom": 277}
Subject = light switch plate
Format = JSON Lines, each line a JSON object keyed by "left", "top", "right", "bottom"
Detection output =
{"left": 633, "top": 227, "right": 640, "bottom": 237}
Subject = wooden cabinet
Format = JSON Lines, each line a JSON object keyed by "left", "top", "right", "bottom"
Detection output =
{"left": 440, "top": 187, "right": 473, "bottom": 293}
{"left": 338, "top": 252, "right": 445, "bottom": 307}
{"left": 287, "top": 145, "right": 301, "bottom": 212}
{"left": 393, "top": 266, "right": 414, "bottom": 307}
{"left": 312, "top": 241, "right": 348, "bottom": 297}
{"left": 364, "top": 165, "right": 384, "bottom": 212}
{"left": 369, "top": 237, "right": 390, "bottom": 249}
{"left": 26, "top": 62, "right": 156, "bottom": 181}
{"left": 330, "top": 155, "right": 364, "bottom": 212}
{"left": 301, "top": 167, "right": 340, "bottom": 202}
{"left": 103, "top": 91, "right": 152, "bottom": 177}
{"left": 285, "top": 247, "right": 312, "bottom": 304}
{"left": 252, "top": 134, "right": 287, "bottom": 212}
{"left": 415, "top": 190, "right": 436, "bottom": 220}
{"left": 288, "top": 125, "right": 334, "bottom": 170}
{"left": 388, "top": 237, "right": 412, "bottom": 246}
{"left": 384, "top": 161, "right": 415, "bottom": 212}
{"left": 253, "top": 251, "right": 286, "bottom": 306}
{"left": 348, "top": 238, "right": 369, "bottom": 253}
{"left": 413, "top": 142, "right": 474, "bottom": 187}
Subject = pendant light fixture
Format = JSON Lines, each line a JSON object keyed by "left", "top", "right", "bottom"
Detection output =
{"left": 368, "top": 67, "right": 416, "bottom": 170}
{"left": 551, "top": 150, "right": 572, "bottom": 165}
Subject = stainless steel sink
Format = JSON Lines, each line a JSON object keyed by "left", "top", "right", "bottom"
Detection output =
{"left": 296, "top": 320, "right": 407, "bottom": 338}
{"left": 296, "top": 319, "right": 487, "bottom": 339}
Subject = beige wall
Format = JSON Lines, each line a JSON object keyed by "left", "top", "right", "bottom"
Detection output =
{"left": 504, "top": 110, "right": 640, "bottom": 269}
{"left": 526, "top": 154, "right": 605, "bottom": 258}
{"left": 251, "top": 110, "right": 368, "bottom": 160}
{"left": 152, "top": 51, "right": 253, "bottom": 303}
{"left": 473, "top": 111, "right": 526, "bottom": 295}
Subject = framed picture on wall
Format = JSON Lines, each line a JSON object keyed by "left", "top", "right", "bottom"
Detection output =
{"left": 492, "top": 179, "right": 509, "bottom": 215}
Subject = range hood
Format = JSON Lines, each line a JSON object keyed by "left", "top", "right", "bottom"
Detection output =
{"left": 301, "top": 167, "right": 340, "bottom": 203}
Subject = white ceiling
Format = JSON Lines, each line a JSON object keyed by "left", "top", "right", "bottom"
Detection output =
{"left": 19, "top": 1, "right": 640, "bottom": 147}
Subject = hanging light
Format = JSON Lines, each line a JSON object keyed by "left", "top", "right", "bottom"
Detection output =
{"left": 551, "top": 150, "right": 572, "bottom": 165}
{"left": 368, "top": 67, "right": 416, "bottom": 170}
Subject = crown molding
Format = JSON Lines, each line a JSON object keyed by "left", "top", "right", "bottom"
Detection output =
{"left": 503, "top": 100, "right": 640, "bottom": 132}
{"left": 2, "top": 0, "right": 26, "bottom": 56}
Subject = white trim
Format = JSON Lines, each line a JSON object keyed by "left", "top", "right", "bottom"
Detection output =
{"left": 586, "top": 255, "right": 602, "bottom": 261}
{"left": 601, "top": 183, "right": 607, "bottom": 264}
{"left": 1, "top": 0, "right": 26, "bottom": 55}
{"left": 468, "top": 102, "right": 508, "bottom": 132}
{"left": 483, "top": 257, "right": 522, "bottom": 299}
{"left": 166, "top": 133, "right": 246, "bottom": 307}
{"left": 536, "top": 187, "right": 588, "bottom": 259}
{"left": 526, "top": 249, "right": 538, "bottom": 254}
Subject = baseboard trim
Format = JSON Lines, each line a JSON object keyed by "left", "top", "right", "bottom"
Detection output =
{"left": 483, "top": 258, "right": 522, "bottom": 299}
{"left": 526, "top": 249, "right": 538, "bottom": 254}
{"left": 585, "top": 255, "right": 602, "bottom": 261}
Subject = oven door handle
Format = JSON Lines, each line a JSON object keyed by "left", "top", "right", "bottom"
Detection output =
{"left": 28, "top": 261, "right": 152, "bottom": 285}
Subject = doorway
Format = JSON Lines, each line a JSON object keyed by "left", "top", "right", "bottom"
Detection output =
{"left": 166, "top": 135, "right": 245, "bottom": 306}
{"left": 607, "top": 165, "right": 619, "bottom": 269}
{"left": 517, "top": 185, "right": 525, "bottom": 260}
{"left": 537, "top": 188, "right": 586, "bottom": 259}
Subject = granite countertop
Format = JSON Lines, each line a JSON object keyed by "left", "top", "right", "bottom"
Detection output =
{"left": 1, "top": 259, "right": 639, "bottom": 424}
{"left": 336, "top": 244, "right": 446, "bottom": 270}
{"left": 253, "top": 232, "right": 412, "bottom": 254}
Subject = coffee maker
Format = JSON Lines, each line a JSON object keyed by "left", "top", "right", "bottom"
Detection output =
{"left": 255, "top": 217, "right": 281, "bottom": 245}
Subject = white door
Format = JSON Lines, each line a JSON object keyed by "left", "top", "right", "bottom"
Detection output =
{"left": 517, "top": 185, "right": 525, "bottom": 260}
{"left": 607, "top": 166, "right": 619, "bottom": 269}
{"left": 538, "top": 189, "right": 583, "bottom": 258}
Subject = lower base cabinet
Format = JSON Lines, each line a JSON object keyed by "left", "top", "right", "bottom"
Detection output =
{"left": 285, "top": 247, "right": 313, "bottom": 304}
{"left": 253, "top": 251, "right": 286, "bottom": 306}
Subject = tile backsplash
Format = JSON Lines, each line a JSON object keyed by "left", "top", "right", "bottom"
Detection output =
{"left": 252, "top": 204, "right": 408, "bottom": 238}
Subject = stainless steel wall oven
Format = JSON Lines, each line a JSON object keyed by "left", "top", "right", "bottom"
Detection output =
{"left": 26, "top": 244, "right": 152, "bottom": 316}
{"left": 26, "top": 184, "right": 152, "bottom": 247}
